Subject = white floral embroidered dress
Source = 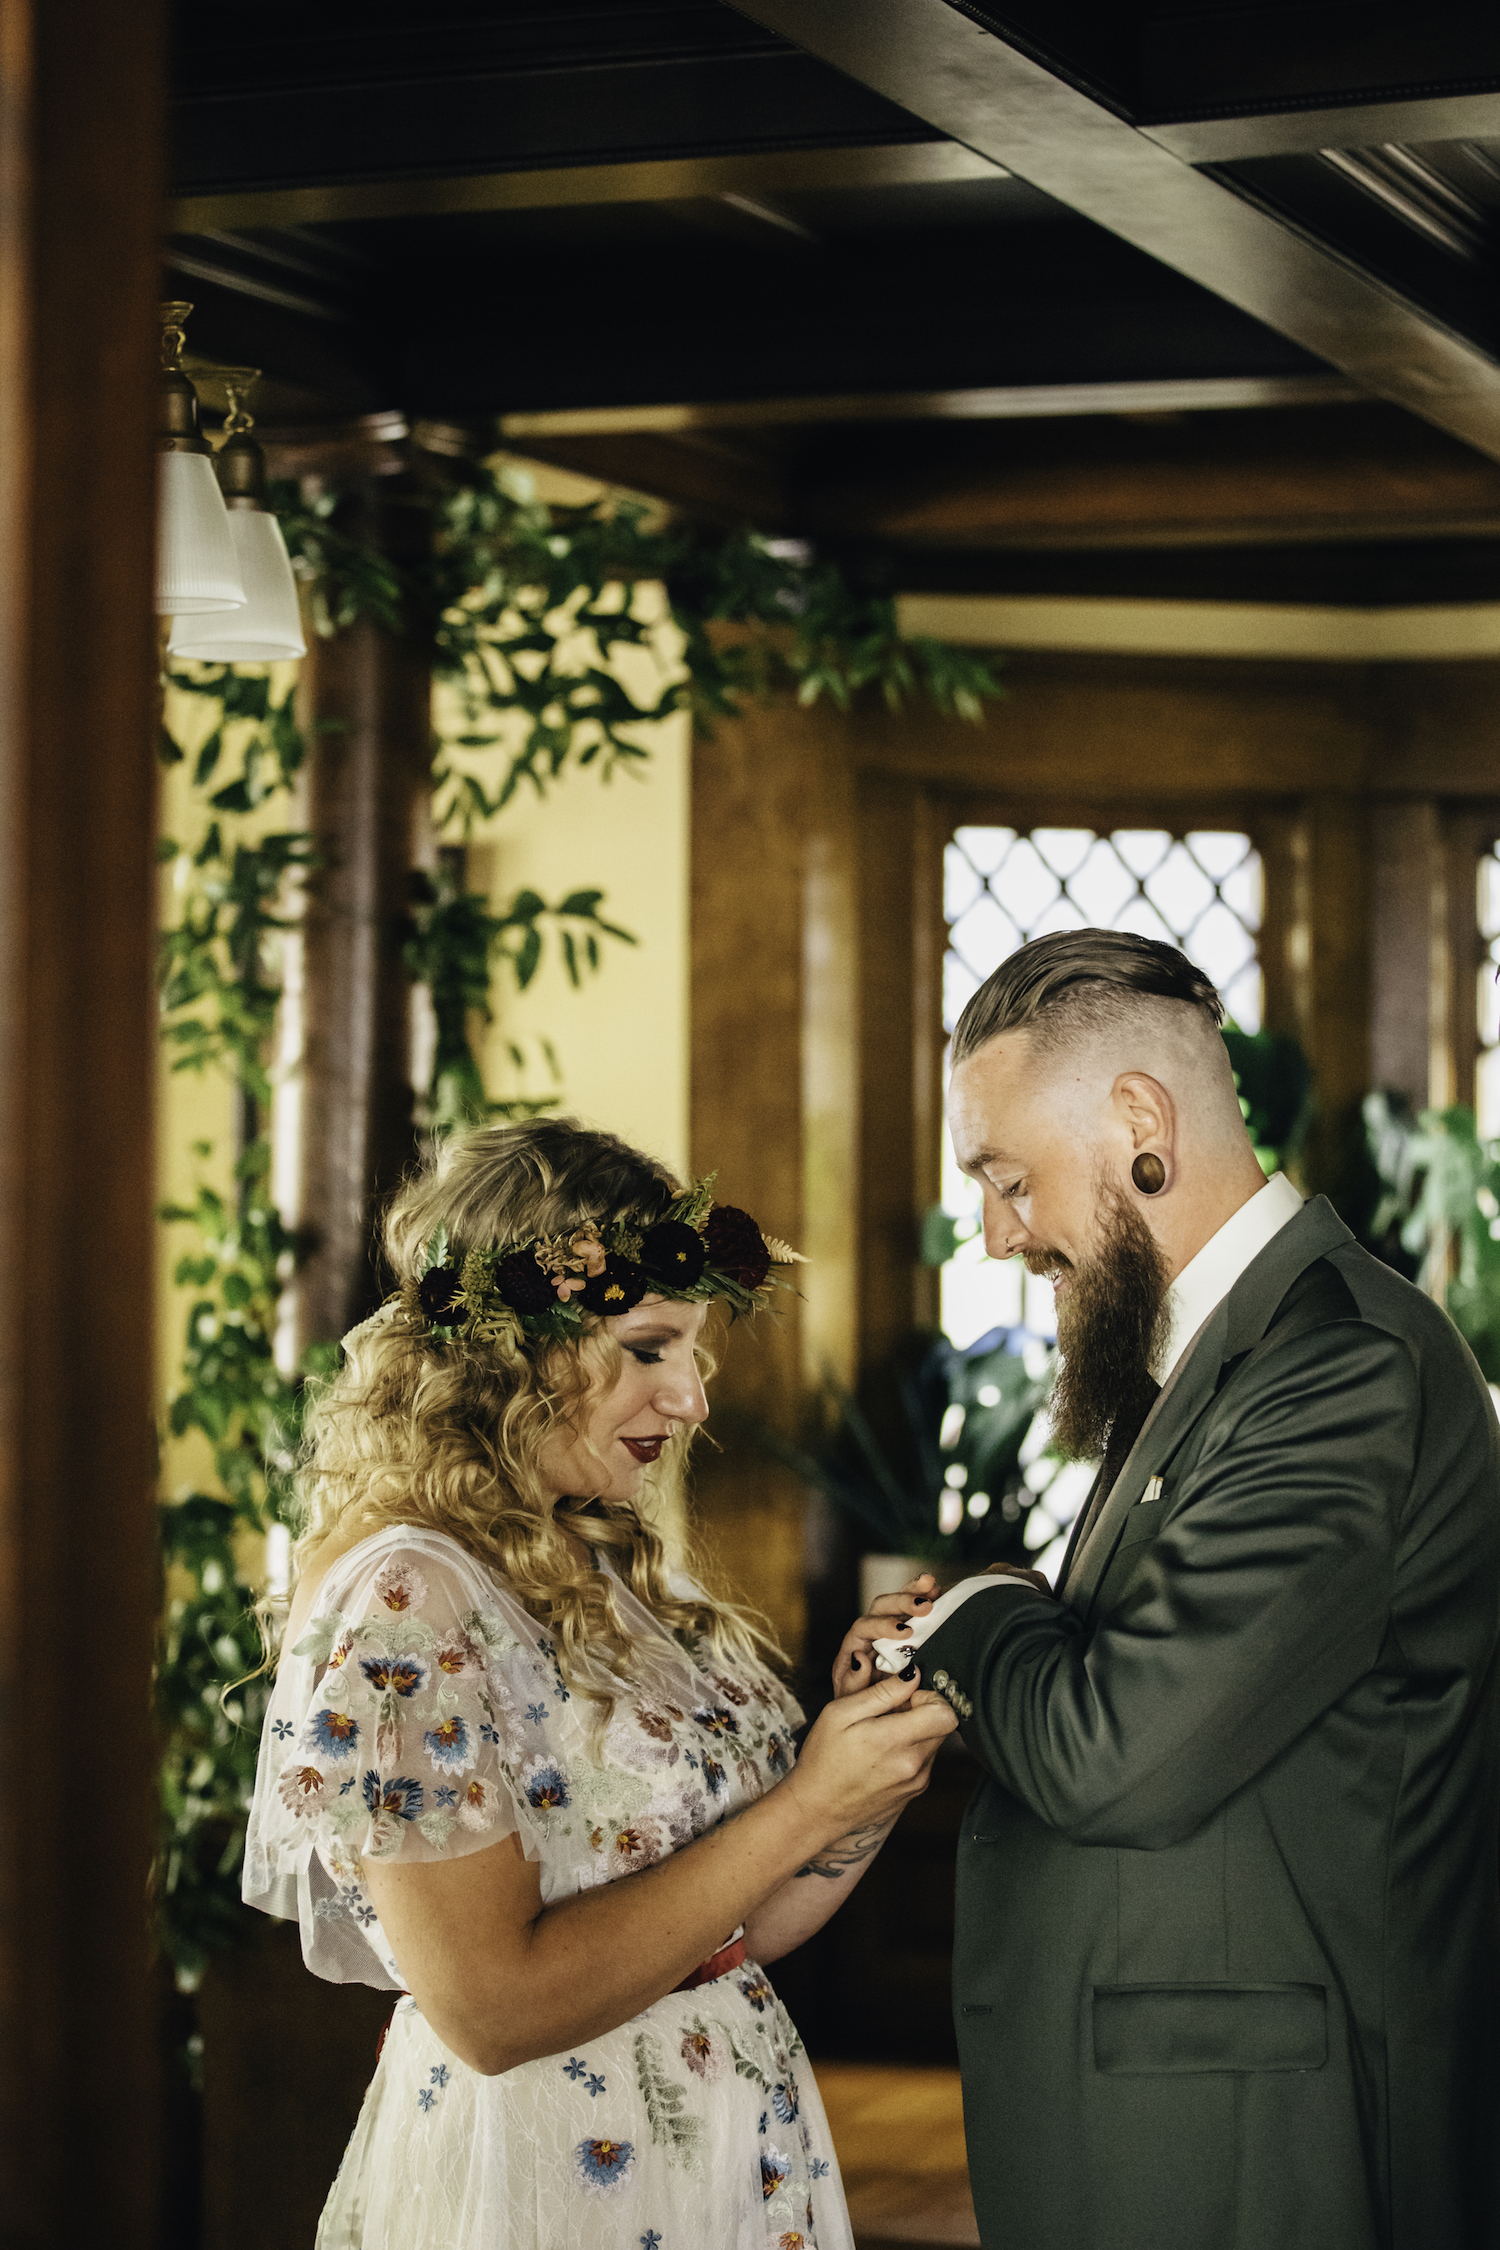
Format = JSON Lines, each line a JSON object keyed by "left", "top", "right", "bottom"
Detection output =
{"left": 244, "top": 1525, "right": 855, "bottom": 2250}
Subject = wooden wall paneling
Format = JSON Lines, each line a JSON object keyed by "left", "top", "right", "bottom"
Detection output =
{"left": 852, "top": 655, "right": 1378, "bottom": 805}
{"left": 1280, "top": 796, "right": 1374, "bottom": 1200}
{"left": 0, "top": 0, "right": 165, "bottom": 2241}
{"left": 856, "top": 772, "right": 942, "bottom": 1371}
{"left": 1367, "top": 804, "right": 1443, "bottom": 1111}
{"left": 690, "top": 698, "right": 853, "bottom": 1657}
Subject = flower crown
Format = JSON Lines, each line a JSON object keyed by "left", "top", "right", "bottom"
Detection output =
{"left": 399, "top": 1172, "right": 804, "bottom": 1351}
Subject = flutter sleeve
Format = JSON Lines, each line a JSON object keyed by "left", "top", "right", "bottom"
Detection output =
{"left": 243, "top": 1531, "right": 552, "bottom": 1986}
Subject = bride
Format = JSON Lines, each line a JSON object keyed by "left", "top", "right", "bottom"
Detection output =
{"left": 244, "top": 1118, "right": 955, "bottom": 2249}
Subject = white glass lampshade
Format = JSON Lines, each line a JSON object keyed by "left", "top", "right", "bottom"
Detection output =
{"left": 157, "top": 449, "right": 245, "bottom": 615}
{"left": 167, "top": 507, "right": 306, "bottom": 662}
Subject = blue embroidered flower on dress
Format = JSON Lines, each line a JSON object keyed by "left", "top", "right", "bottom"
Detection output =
{"left": 771, "top": 2078, "right": 799, "bottom": 2124}
{"left": 758, "top": 2111, "right": 769, "bottom": 2136}
{"left": 362, "top": 1771, "right": 424, "bottom": 1821}
{"left": 417, "top": 2088, "right": 436, "bottom": 2112}
{"left": 576, "top": 2137, "right": 635, "bottom": 2193}
{"left": 430, "top": 2065, "right": 449, "bottom": 2087}
{"left": 338, "top": 1777, "right": 357, "bottom": 1795}
{"left": 538, "top": 1636, "right": 572, "bottom": 1703}
{"left": 587, "top": 2072, "right": 605, "bottom": 2096}
{"left": 433, "top": 1786, "right": 457, "bottom": 1809}
{"left": 563, "top": 2057, "right": 587, "bottom": 2081}
{"left": 809, "top": 2157, "right": 830, "bottom": 2179}
{"left": 480, "top": 1721, "right": 501, "bottom": 1744}
{"left": 359, "top": 1654, "right": 429, "bottom": 1698}
{"left": 640, "top": 2234, "right": 662, "bottom": 2249}
{"left": 338, "top": 1884, "right": 377, "bottom": 1927}
{"left": 308, "top": 1708, "right": 360, "bottom": 1759}
{"left": 422, "top": 1714, "right": 473, "bottom": 1774}
{"left": 693, "top": 1705, "right": 739, "bottom": 1737}
{"left": 521, "top": 1754, "right": 570, "bottom": 1810}
{"left": 270, "top": 1717, "right": 294, "bottom": 1742}
{"left": 527, "top": 1702, "right": 548, "bottom": 1725}
{"left": 760, "top": 2146, "right": 791, "bottom": 2200}
{"left": 701, "top": 1754, "right": 728, "bottom": 1797}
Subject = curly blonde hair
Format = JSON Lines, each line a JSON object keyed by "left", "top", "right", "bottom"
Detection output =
{"left": 291, "top": 1117, "right": 784, "bottom": 1711}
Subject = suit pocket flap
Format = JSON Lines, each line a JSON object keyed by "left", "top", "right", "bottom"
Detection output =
{"left": 1093, "top": 1983, "right": 1327, "bottom": 2075}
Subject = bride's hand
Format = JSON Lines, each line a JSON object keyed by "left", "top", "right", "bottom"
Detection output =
{"left": 784, "top": 1669, "right": 957, "bottom": 1841}
{"left": 831, "top": 1572, "right": 941, "bottom": 1699}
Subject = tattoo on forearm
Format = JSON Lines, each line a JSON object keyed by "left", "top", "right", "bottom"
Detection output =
{"left": 793, "top": 1820, "right": 892, "bottom": 1881}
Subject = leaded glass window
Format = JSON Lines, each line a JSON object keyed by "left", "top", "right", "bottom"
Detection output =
{"left": 1478, "top": 843, "right": 1500, "bottom": 1139}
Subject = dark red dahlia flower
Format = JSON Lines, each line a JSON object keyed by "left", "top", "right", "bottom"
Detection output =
{"left": 638, "top": 1220, "right": 707, "bottom": 1289}
{"left": 580, "top": 1256, "right": 649, "bottom": 1316}
{"left": 702, "top": 1205, "right": 771, "bottom": 1291}
{"left": 494, "top": 1250, "right": 556, "bottom": 1314}
{"left": 417, "top": 1264, "right": 464, "bottom": 1321}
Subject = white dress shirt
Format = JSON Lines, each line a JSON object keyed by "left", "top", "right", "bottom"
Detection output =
{"left": 871, "top": 1169, "right": 1307, "bottom": 1670}
{"left": 1154, "top": 1168, "right": 1304, "bottom": 1384}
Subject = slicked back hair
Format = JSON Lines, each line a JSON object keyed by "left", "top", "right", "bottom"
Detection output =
{"left": 951, "top": 930, "right": 1225, "bottom": 1066}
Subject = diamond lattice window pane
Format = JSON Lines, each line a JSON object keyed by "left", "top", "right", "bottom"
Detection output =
{"left": 1110, "top": 829, "right": 1173, "bottom": 879}
{"left": 953, "top": 825, "right": 1017, "bottom": 880}
{"left": 1031, "top": 827, "right": 1097, "bottom": 880}
{"left": 1116, "top": 894, "right": 1180, "bottom": 948}
{"left": 949, "top": 890, "right": 1021, "bottom": 980}
{"left": 1480, "top": 850, "right": 1500, "bottom": 944}
{"left": 944, "top": 847, "right": 985, "bottom": 923}
{"left": 1068, "top": 838, "right": 1139, "bottom": 925}
{"left": 993, "top": 838, "right": 1061, "bottom": 929}
{"left": 1145, "top": 842, "right": 1216, "bottom": 933}
{"left": 1185, "top": 830, "right": 1253, "bottom": 882}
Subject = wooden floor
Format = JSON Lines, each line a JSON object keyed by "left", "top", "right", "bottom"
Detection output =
{"left": 812, "top": 2061, "right": 980, "bottom": 2249}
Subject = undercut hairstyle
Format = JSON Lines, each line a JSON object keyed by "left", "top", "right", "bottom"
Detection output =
{"left": 951, "top": 929, "right": 1225, "bottom": 1066}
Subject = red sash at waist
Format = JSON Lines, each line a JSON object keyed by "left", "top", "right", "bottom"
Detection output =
{"left": 672, "top": 1935, "right": 746, "bottom": 1992}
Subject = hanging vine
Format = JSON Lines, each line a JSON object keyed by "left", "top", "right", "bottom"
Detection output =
{"left": 154, "top": 454, "right": 1008, "bottom": 1982}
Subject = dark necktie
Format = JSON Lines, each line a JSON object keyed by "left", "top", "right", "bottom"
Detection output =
{"left": 1056, "top": 1367, "right": 1161, "bottom": 1592}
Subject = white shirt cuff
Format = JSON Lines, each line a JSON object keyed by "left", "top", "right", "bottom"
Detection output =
{"left": 870, "top": 1573, "right": 1038, "bottom": 1675}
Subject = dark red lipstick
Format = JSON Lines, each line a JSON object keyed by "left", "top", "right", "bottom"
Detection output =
{"left": 621, "top": 1436, "right": 666, "bottom": 1463}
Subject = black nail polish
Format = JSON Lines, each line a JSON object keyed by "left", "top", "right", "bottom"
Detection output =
{"left": 898, "top": 1656, "right": 918, "bottom": 1682}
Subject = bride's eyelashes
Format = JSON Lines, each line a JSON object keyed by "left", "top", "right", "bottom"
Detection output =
{"left": 627, "top": 1347, "right": 664, "bottom": 1366}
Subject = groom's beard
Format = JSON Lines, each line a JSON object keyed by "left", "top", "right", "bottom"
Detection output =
{"left": 1028, "top": 1181, "right": 1171, "bottom": 1462}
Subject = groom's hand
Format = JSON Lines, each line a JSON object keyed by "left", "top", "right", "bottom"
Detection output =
{"left": 832, "top": 1573, "right": 942, "bottom": 1699}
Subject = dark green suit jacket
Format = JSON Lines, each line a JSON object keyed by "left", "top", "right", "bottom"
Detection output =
{"left": 920, "top": 1197, "right": 1500, "bottom": 2250}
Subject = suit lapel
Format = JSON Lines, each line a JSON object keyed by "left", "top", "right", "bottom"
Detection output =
{"left": 1061, "top": 1195, "right": 1355, "bottom": 1618}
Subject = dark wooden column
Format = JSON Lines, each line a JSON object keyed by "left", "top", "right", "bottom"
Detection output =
{"left": 287, "top": 477, "right": 434, "bottom": 1351}
{"left": 0, "top": 0, "right": 164, "bottom": 2242}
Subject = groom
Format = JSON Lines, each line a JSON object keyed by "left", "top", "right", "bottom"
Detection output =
{"left": 854, "top": 931, "right": 1500, "bottom": 2249}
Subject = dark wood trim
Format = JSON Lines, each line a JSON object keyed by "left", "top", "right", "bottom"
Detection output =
{"left": 0, "top": 0, "right": 165, "bottom": 2239}
{"left": 1146, "top": 97, "right": 1500, "bottom": 167}
{"left": 727, "top": 0, "right": 1500, "bottom": 462}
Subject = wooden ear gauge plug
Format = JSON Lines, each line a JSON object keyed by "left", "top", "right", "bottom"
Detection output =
{"left": 1132, "top": 1152, "right": 1166, "bottom": 1194}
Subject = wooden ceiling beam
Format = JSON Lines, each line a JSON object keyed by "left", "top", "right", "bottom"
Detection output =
{"left": 167, "top": 138, "right": 1002, "bottom": 235}
{"left": 1146, "top": 95, "right": 1500, "bottom": 167}
{"left": 500, "top": 373, "right": 1361, "bottom": 438}
{"left": 725, "top": 0, "right": 1500, "bottom": 465}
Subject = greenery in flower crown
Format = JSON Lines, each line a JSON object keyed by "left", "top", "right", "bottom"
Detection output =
{"left": 404, "top": 1175, "right": 804, "bottom": 1355}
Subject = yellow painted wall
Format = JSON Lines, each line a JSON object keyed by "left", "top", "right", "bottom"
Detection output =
{"left": 156, "top": 483, "right": 693, "bottom": 1506}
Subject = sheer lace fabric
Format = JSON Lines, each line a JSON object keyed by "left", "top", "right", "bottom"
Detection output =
{"left": 245, "top": 1525, "right": 854, "bottom": 2250}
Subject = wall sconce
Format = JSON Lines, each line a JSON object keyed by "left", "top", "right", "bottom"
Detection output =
{"left": 156, "top": 302, "right": 245, "bottom": 616}
{"left": 167, "top": 369, "right": 306, "bottom": 663}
